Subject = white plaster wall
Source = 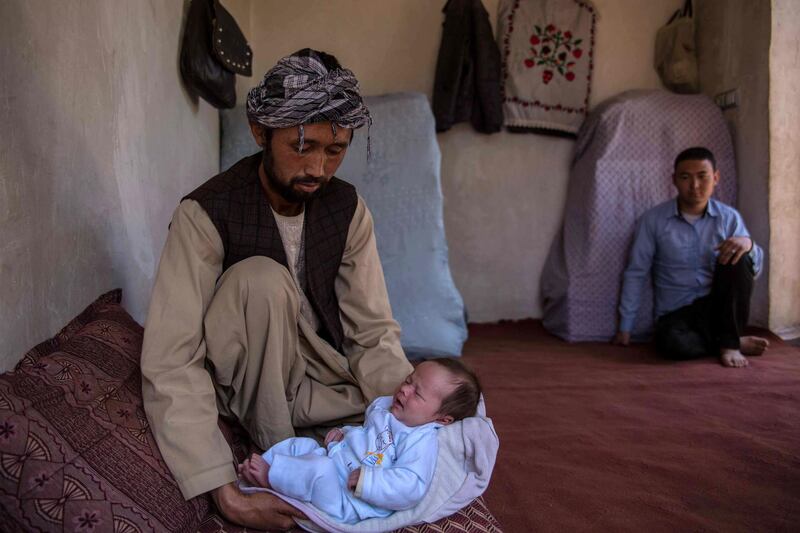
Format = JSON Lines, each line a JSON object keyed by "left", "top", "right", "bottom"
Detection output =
{"left": 768, "top": 0, "right": 800, "bottom": 337}
{"left": 235, "top": 0, "right": 680, "bottom": 322}
{"left": 695, "top": 0, "right": 771, "bottom": 327}
{"left": 0, "top": 1, "right": 218, "bottom": 370}
{"left": 236, "top": 0, "right": 682, "bottom": 322}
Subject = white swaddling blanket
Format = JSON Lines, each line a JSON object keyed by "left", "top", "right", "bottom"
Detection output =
{"left": 239, "top": 397, "right": 498, "bottom": 532}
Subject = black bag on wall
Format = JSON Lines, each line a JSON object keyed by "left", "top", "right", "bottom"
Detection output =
{"left": 180, "top": 0, "right": 252, "bottom": 109}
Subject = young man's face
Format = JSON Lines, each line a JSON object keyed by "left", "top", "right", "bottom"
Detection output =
{"left": 251, "top": 122, "right": 352, "bottom": 205}
{"left": 673, "top": 158, "right": 720, "bottom": 212}
{"left": 390, "top": 362, "right": 457, "bottom": 427}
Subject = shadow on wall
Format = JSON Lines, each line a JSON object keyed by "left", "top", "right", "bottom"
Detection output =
{"left": 0, "top": 0, "right": 119, "bottom": 371}
{"left": 0, "top": 0, "right": 219, "bottom": 371}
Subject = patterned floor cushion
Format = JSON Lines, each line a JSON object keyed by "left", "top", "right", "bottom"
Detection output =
{"left": 0, "top": 290, "right": 209, "bottom": 531}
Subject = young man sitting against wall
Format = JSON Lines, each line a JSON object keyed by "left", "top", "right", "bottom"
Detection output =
{"left": 613, "top": 146, "right": 769, "bottom": 368}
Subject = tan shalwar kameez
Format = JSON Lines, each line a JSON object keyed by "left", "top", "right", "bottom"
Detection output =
{"left": 141, "top": 196, "right": 412, "bottom": 500}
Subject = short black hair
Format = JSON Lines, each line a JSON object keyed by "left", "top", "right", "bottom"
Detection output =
{"left": 674, "top": 146, "right": 717, "bottom": 171}
{"left": 427, "top": 358, "right": 482, "bottom": 422}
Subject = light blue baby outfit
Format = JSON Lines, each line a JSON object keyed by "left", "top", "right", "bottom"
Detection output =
{"left": 263, "top": 396, "right": 440, "bottom": 524}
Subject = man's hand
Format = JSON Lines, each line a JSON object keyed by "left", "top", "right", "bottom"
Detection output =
{"left": 324, "top": 428, "right": 345, "bottom": 446}
{"left": 716, "top": 236, "right": 752, "bottom": 265}
{"left": 347, "top": 468, "right": 361, "bottom": 491}
{"left": 211, "top": 482, "right": 305, "bottom": 531}
{"left": 612, "top": 331, "right": 631, "bottom": 346}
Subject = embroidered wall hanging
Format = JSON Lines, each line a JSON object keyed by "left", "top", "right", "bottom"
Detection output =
{"left": 498, "top": 0, "right": 597, "bottom": 135}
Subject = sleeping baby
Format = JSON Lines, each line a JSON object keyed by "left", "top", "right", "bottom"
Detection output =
{"left": 237, "top": 358, "right": 481, "bottom": 524}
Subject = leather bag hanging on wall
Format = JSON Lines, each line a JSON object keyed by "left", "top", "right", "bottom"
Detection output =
{"left": 180, "top": 0, "right": 252, "bottom": 109}
{"left": 654, "top": 0, "right": 699, "bottom": 94}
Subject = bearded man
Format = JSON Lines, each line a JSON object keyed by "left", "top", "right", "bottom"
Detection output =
{"left": 141, "top": 49, "right": 412, "bottom": 529}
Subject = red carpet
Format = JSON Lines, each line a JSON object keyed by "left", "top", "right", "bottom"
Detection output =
{"left": 462, "top": 321, "right": 800, "bottom": 532}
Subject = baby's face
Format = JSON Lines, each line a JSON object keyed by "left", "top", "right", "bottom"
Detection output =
{"left": 390, "top": 362, "right": 457, "bottom": 427}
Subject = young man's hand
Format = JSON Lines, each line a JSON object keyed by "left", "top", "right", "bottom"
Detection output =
{"left": 347, "top": 468, "right": 361, "bottom": 491}
{"left": 612, "top": 331, "right": 631, "bottom": 346}
{"left": 211, "top": 482, "right": 305, "bottom": 530}
{"left": 716, "top": 236, "right": 752, "bottom": 265}
{"left": 324, "top": 428, "right": 345, "bottom": 446}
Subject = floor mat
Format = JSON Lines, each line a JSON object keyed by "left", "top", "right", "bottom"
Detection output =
{"left": 463, "top": 320, "right": 800, "bottom": 532}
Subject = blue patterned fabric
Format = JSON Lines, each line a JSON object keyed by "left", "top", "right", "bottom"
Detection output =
{"left": 220, "top": 92, "right": 467, "bottom": 357}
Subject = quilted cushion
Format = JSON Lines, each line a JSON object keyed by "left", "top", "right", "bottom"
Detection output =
{"left": 0, "top": 290, "right": 209, "bottom": 531}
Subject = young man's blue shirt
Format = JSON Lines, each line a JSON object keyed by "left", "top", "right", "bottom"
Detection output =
{"left": 618, "top": 198, "right": 763, "bottom": 332}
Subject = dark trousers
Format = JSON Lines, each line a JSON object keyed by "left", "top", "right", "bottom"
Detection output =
{"left": 655, "top": 257, "right": 754, "bottom": 359}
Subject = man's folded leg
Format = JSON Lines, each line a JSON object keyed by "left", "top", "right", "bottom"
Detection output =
{"left": 654, "top": 298, "right": 714, "bottom": 360}
{"left": 710, "top": 257, "right": 755, "bottom": 351}
{"left": 204, "top": 256, "right": 306, "bottom": 451}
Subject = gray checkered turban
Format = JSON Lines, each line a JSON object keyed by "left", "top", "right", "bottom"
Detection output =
{"left": 246, "top": 49, "right": 371, "bottom": 152}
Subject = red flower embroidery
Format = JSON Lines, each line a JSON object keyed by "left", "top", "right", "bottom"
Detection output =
{"left": 524, "top": 24, "right": 584, "bottom": 83}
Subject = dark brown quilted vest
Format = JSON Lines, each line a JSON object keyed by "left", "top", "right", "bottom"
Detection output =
{"left": 183, "top": 152, "right": 358, "bottom": 351}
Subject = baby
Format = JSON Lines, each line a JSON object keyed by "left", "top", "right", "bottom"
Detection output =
{"left": 238, "top": 358, "right": 481, "bottom": 524}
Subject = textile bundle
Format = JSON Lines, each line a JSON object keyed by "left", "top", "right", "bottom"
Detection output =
{"left": 498, "top": 0, "right": 597, "bottom": 134}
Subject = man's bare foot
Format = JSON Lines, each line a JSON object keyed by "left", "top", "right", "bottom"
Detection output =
{"left": 720, "top": 349, "right": 749, "bottom": 368}
{"left": 240, "top": 453, "right": 271, "bottom": 488}
{"left": 740, "top": 336, "right": 769, "bottom": 356}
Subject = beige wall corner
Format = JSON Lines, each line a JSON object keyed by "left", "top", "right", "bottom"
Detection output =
{"left": 695, "top": 0, "right": 771, "bottom": 327}
{"left": 768, "top": 0, "right": 800, "bottom": 338}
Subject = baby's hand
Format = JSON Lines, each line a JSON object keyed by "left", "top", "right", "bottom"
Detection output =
{"left": 347, "top": 468, "right": 361, "bottom": 491}
{"left": 324, "top": 428, "right": 345, "bottom": 446}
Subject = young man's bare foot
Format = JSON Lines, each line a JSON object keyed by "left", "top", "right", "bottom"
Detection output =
{"left": 238, "top": 453, "right": 271, "bottom": 488}
{"left": 740, "top": 336, "right": 769, "bottom": 356}
{"left": 720, "top": 349, "right": 749, "bottom": 368}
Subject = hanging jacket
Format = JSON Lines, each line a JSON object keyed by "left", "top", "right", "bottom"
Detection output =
{"left": 433, "top": 0, "right": 504, "bottom": 134}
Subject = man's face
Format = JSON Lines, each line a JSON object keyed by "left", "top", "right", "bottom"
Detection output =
{"left": 673, "top": 158, "right": 719, "bottom": 211}
{"left": 390, "top": 362, "right": 458, "bottom": 427}
{"left": 252, "top": 122, "right": 352, "bottom": 206}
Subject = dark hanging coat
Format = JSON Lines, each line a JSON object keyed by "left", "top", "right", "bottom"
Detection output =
{"left": 433, "top": 0, "right": 504, "bottom": 134}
